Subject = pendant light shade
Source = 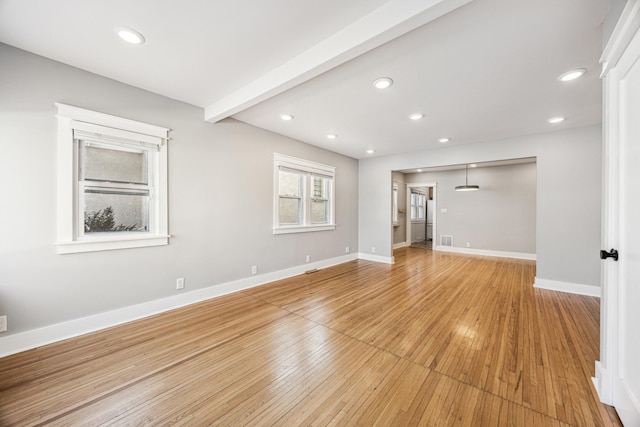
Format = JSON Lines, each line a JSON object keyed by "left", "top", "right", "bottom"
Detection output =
{"left": 455, "top": 164, "right": 479, "bottom": 191}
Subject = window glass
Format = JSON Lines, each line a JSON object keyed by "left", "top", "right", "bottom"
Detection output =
{"left": 82, "top": 143, "right": 148, "bottom": 184}
{"left": 84, "top": 189, "right": 150, "bottom": 233}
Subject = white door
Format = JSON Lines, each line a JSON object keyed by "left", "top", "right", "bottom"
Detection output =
{"left": 599, "top": 2, "right": 640, "bottom": 425}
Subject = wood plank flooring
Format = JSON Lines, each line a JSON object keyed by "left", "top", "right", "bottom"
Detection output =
{"left": 0, "top": 248, "right": 622, "bottom": 426}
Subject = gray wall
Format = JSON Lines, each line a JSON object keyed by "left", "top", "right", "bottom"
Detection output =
{"left": 0, "top": 43, "right": 359, "bottom": 336}
{"left": 406, "top": 163, "right": 536, "bottom": 254}
{"left": 359, "top": 126, "right": 601, "bottom": 287}
{"left": 603, "top": 0, "right": 627, "bottom": 49}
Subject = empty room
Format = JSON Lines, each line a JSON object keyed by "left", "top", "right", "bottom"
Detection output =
{"left": 1, "top": 0, "right": 639, "bottom": 425}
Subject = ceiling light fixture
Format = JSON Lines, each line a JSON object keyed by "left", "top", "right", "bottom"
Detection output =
{"left": 438, "top": 137, "right": 450, "bottom": 143}
{"left": 114, "top": 27, "right": 145, "bottom": 45}
{"left": 558, "top": 68, "right": 586, "bottom": 82}
{"left": 409, "top": 113, "right": 424, "bottom": 121}
{"left": 366, "top": 149, "right": 375, "bottom": 154}
{"left": 547, "top": 116, "right": 565, "bottom": 124}
{"left": 280, "top": 113, "right": 294, "bottom": 121}
{"left": 469, "top": 163, "right": 477, "bottom": 168}
{"left": 326, "top": 134, "right": 337, "bottom": 140}
{"left": 455, "top": 164, "right": 480, "bottom": 192}
{"left": 417, "top": 169, "right": 423, "bottom": 172}
{"left": 373, "top": 77, "right": 393, "bottom": 89}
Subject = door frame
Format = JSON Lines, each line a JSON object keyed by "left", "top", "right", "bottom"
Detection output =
{"left": 595, "top": 1, "right": 640, "bottom": 423}
{"left": 405, "top": 182, "right": 437, "bottom": 247}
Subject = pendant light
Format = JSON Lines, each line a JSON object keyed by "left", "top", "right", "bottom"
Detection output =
{"left": 455, "top": 164, "right": 479, "bottom": 191}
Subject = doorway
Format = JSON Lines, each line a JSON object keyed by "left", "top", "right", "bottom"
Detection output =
{"left": 406, "top": 182, "right": 436, "bottom": 249}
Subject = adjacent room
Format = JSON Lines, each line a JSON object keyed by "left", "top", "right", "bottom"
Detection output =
{"left": 1, "top": 0, "right": 638, "bottom": 425}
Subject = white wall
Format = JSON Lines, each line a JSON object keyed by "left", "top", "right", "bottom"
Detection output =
{"left": 359, "top": 127, "right": 602, "bottom": 287}
{"left": 0, "top": 44, "right": 359, "bottom": 338}
{"left": 406, "top": 163, "right": 536, "bottom": 254}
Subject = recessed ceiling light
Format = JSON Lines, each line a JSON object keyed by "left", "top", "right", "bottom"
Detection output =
{"left": 547, "top": 116, "right": 565, "bottom": 124}
{"left": 558, "top": 69, "right": 586, "bottom": 82}
{"left": 326, "top": 134, "right": 337, "bottom": 140}
{"left": 417, "top": 169, "right": 423, "bottom": 172}
{"left": 438, "top": 137, "right": 450, "bottom": 143}
{"left": 373, "top": 77, "right": 393, "bottom": 89}
{"left": 280, "top": 113, "right": 294, "bottom": 121}
{"left": 115, "top": 27, "right": 145, "bottom": 45}
{"left": 469, "top": 164, "right": 477, "bottom": 168}
{"left": 366, "top": 149, "right": 375, "bottom": 154}
{"left": 409, "top": 113, "right": 424, "bottom": 121}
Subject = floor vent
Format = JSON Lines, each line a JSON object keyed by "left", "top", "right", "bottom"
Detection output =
{"left": 440, "top": 235, "right": 453, "bottom": 247}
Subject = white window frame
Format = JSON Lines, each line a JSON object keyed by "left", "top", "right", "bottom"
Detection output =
{"left": 273, "top": 153, "right": 336, "bottom": 234}
{"left": 410, "top": 190, "right": 426, "bottom": 222}
{"left": 55, "top": 103, "right": 170, "bottom": 254}
{"left": 392, "top": 182, "right": 399, "bottom": 225}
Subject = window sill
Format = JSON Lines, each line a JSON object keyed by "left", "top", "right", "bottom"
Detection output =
{"left": 56, "top": 234, "right": 170, "bottom": 254}
{"left": 273, "top": 224, "right": 336, "bottom": 235}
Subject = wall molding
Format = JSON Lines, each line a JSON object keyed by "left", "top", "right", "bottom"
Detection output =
{"left": 434, "top": 245, "right": 536, "bottom": 260}
{"left": 393, "top": 241, "right": 408, "bottom": 249}
{"left": 0, "top": 253, "right": 358, "bottom": 358}
{"left": 358, "top": 252, "right": 395, "bottom": 264}
{"left": 533, "top": 277, "right": 600, "bottom": 298}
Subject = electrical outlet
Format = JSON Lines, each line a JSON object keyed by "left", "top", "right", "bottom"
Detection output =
{"left": 0, "top": 315, "right": 7, "bottom": 333}
{"left": 251, "top": 265, "right": 258, "bottom": 275}
{"left": 371, "top": 246, "right": 376, "bottom": 254}
{"left": 466, "top": 242, "right": 471, "bottom": 248}
{"left": 345, "top": 246, "right": 350, "bottom": 253}
{"left": 176, "top": 278, "right": 185, "bottom": 290}
{"left": 305, "top": 255, "right": 310, "bottom": 263}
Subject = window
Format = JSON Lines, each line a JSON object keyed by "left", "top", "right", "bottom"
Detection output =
{"left": 55, "top": 103, "right": 169, "bottom": 254}
{"left": 274, "top": 153, "right": 335, "bottom": 234}
{"left": 410, "top": 190, "right": 426, "bottom": 221}
{"left": 392, "top": 182, "right": 399, "bottom": 224}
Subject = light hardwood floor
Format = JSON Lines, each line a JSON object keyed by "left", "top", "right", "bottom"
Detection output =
{"left": 0, "top": 248, "right": 622, "bottom": 426}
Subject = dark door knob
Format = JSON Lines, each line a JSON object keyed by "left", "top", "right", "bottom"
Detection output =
{"left": 600, "top": 249, "right": 619, "bottom": 261}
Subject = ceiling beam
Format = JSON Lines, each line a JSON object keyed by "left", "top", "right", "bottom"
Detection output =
{"left": 204, "top": 0, "right": 473, "bottom": 123}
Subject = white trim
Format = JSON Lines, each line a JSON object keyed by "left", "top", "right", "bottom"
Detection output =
{"left": 393, "top": 241, "right": 408, "bottom": 249}
{"left": 273, "top": 224, "right": 336, "bottom": 235}
{"left": 55, "top": 104, "right": 169, "bottom": 254}
{"left": 533, "top": 277, "right": 600, "bottom": 298}
{"left": 0, "top": 253, "right": 358, "bottom": 358}
{"left": 434, "top": 245, "right": 536, "bottom": 261}
{"left": 357, "top": 252, "right": 395, "bottom": 264}
{"left": 55, "top": 103, "right": 169, "bottom": 138}
{"left": 594, "top": 361, "right": 613, "bottom": 405}
{"left": 600, "top": 0, "right": 640, "bottom": 77}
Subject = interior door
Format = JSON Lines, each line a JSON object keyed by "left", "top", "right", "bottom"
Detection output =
{"left": 614, "top": 31, "right": 640, "bottom": 425}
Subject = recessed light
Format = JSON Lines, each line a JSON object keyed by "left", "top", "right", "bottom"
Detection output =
{"left": 373, "top": 77, "right": 393, "bottom": 89}
{"left": 409, "top": 113, "right": 424, "bottom": 121}
{"left": 547, "top": 116, "right": 565, "bottom": 124}
{"left": 469, "top": 164, "right": 477, "bottom": 168}
{"left": 115, "top": 27, "right": 145, "bottom": 45}
{"left": 438, "top": 137, "right": 450, "bottom": 143}
{"left": 417, "top": 169, "right": 423, "bottom": 172}
{"left": 366, "top": 149, "right": 375, "bottom": 154}
{"left": 326, "top": 134, "right": 337, "bottom": 140}
{"left": 280, "top": 113, "right": 294, "bottom": 121}
{"left": 558, "top": 69, "right": 586, "bottom": 82}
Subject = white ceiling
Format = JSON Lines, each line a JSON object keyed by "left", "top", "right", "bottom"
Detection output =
{"left": 0, "top": 0, "right": 611, "bottom": 159}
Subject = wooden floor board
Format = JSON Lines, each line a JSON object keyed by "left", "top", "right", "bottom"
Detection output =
{"left": 0, "top": 248, "right": 621, "bottom": 426}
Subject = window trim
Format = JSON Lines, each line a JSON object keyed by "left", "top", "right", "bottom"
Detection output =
{"left": 273, "top": 153, "right": 336, "bottom": 234}
{"left": 55, "top": 103, "right": 170, "bottom": 254}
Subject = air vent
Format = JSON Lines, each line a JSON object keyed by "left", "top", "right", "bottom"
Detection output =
{"left": 440, "top": 235, "right": 453, "bottom": 247}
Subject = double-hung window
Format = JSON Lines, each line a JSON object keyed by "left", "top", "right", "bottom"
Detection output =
{"left": 410, "top": 190, "right": 426, "bottom": 221}
{"left": 274, "top": 153, "right": 335, "bottom": 234}
{"left": 55, "top": 103, "right": 169, "bottom": 254}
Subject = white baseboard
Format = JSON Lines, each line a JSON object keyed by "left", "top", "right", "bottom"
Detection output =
{"left": 533, "top": 277, "right": 600, "bottom": 297}
{"left": 0, "top": 253, "right": 358, "bottom": 358}
{"left": 393, "top": 241, "right": 408, "bottom": 249}
{"left": 593, "top": 360, "right": 613, "bottom": 405}
{"left": 434, "top": 245, "right": 536, "bottom": 260}
{"left": 357, "top": 252, "right": 395, "bottom": 264}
